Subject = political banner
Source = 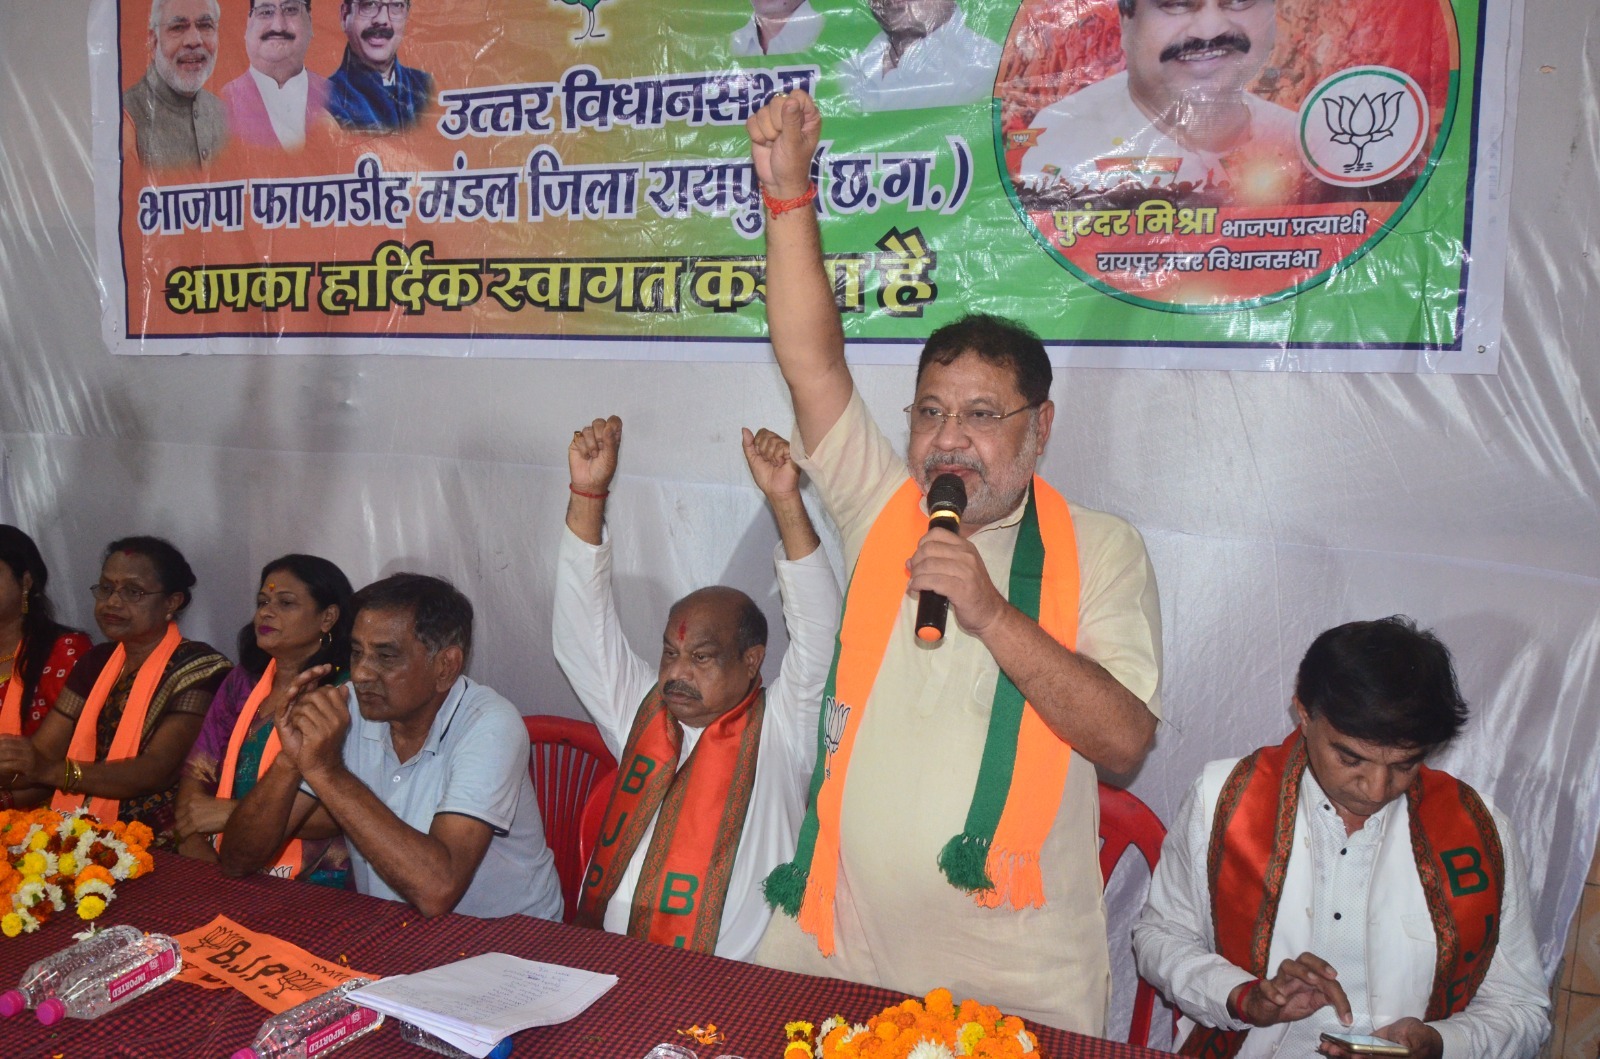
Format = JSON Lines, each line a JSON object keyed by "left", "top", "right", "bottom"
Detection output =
{"left": 89, "top": 0, "right": 1520, "bottom": 370}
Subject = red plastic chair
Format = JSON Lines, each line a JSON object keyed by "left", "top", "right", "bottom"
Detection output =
{"left": 523, "top": 716, "right": 617, "bottom": 924}
{"left": 1098, "top": 782, "right": 1168, "bottom": 1049}
{"left": 577, "top": 778, "right": 611, "bottom": 874}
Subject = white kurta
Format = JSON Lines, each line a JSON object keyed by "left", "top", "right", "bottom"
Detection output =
{"left": 1016, "top": 71, "right": 1300, "bottom": 201}
{"left": 729, "top": 2, "right": 825, "bottom": 57}
{"left": 755, "top": 391, "right": 1163, "bottom": 1034}
{"left": 552, "top": 527, "right": 840, "bottom": 960}
{"left": 1134, "top": 756, "right": 1550, "bottom": 1058}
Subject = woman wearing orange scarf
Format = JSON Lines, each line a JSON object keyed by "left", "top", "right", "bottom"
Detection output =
{"left": 176, "top": 554, "right": 353, "bottom": 887}
{"left": 0, "top": 526, "right": 93, "bottom": 810}
{"left": 0, "top": 536, "right": 230, "bottom": 850}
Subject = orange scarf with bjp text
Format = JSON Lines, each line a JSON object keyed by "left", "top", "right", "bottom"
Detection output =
{"left": 575, "top": 681, "right": 765, "bottom": 953}
{"left": 53, "top": 622, "right": 184, "bottom": 822}
{"left": 1179, "top": 732, "right": 1505, "bottom": 1058}
{"left": 212, "top": 660, "right": 304, "bottom": 878}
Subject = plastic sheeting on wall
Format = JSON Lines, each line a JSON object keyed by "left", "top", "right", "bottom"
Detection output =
{"left": 2, "top": 1, "right": 1597, "bottom": 1045}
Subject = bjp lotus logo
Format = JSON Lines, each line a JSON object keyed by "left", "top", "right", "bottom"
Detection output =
{"left": 1299, "top": 67, "right": 1429, "bottom": 188}
{"left": 1322, "top": 90, "right": 1406, "bottom": 174}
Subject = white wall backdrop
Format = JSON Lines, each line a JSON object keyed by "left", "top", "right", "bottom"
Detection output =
{"left": 1, "top": 0, "right": 1596, "bottom": 1044}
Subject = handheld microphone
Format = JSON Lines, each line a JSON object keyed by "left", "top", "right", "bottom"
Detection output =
{"left": 914, "top": 473, "right": 968, "bottom": 643}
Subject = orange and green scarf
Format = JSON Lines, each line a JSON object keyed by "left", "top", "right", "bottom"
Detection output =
{"left": 764, "top": 477, "right": 1080, "bottom": 956}
{"left": 575, "top": 681, "right": 766, "bottom": 952}
{"left": 53, "top": 622, "right": 184, "bottom": 822}
{"left": 1180, "top": 731, "right": 1505, "bottom": 1058}
{"left": 213, "top": 660, "right": 305, "bottom": 878}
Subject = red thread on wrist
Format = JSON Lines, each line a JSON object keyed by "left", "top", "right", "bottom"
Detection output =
{"left": 1227, "top": 978, "right": 1263, "bottom": 1023}
{"left": 569, "top": 485, "right": 609, "bottom": 500}
{"left": 762, "top": 184, "right": 817, "bottom": 216}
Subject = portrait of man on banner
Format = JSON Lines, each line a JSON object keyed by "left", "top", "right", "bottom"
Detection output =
{"left": 123, "top": 0, "right": 230, "bottom": 171}
{"left": 221, "top": 0, "right": 332, "bottom": 151}
{"left": 999, "top": 0, "right": 1452, "bottom": 211}
{"left": 1012, "top": 0, "right": 1299, "bottom": 207}
{"left": 731, "top": 0, "right": 827, "bottom": 57}
{"left": 327, "top": 0, "right": 435, "bottom": 132}
{"left": 839, "top": 0, "right": 1001, "bottom": 112}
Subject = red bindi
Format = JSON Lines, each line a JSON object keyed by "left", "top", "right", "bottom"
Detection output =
{"left": 677, "top": 619, "right": 688, "bottom": 640}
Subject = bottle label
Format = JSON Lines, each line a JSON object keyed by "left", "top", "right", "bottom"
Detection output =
{"left": 107, "top": 949, "right": 177, "bottom": 1002}
{"left": 306, "top": 1005, "right": 379, "bottom": 1056}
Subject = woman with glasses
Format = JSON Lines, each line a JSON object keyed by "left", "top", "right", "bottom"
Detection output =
{"left": 175, "top": 554, "right": 354, "bottom": 887}
{"left": 0, "top": 536, "right": 231, "bottom": 850}
{"left": 0, "top": 527, "right": 93, "bottom": 809}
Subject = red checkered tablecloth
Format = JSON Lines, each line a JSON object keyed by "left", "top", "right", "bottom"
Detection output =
{"left": 0, "top": 853, "right": 1172, "bottom": 1058}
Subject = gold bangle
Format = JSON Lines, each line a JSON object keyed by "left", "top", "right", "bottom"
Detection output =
{"left": 62, "top": 759, "right": 82, "bottom": 793}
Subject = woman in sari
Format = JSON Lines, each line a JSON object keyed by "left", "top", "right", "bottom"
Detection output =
{"left": 0, "top": 536, "right": 231, "bottom": 850}
{"left": 0, "top": 526, "right": 94, "bottom": 808}
{"left": 176, "top": 554, "right": 354, "bottom": 887}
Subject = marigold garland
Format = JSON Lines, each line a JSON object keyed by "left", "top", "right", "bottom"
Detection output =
{"left": 785, "top": 990, "right": 1040, "bottom": 1059}
{"left": 0, "top": 808, "right": 154, "bottom": 936}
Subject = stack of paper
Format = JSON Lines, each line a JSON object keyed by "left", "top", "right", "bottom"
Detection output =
{"left": 348, "top": 952, "right": 618, "bottom": 1058}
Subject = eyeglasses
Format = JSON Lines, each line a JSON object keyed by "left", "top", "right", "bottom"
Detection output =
{"left": 904, "top": 402, "right": 1042, "bottom": 435}
{"left": 90, "top": 583, "right": 161, "bottom": 604}
{"left": 162, "top": 16, "right": 219, "bottom": 35}
{"left": 350, "top": 0, "right": 410, "bottom": 18}
{"left": 251, "top": 2, "right": 308, "bottom": 20}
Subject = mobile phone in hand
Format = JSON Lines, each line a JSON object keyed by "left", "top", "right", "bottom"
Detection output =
{"left": 1319, "top": 1031, "right": 1411, "bottom": 1055}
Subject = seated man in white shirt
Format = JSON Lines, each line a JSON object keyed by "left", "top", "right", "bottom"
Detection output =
{"left": 840, "top": 0, "right": 1000, "bottom": 112}
{"left": 730, "top": 0, "right": 825, "bottom": 57}
{"left": 1133, "top": 616, "right": 1549, "bottom": 1059}
{"left": 554, "top": 415, "right": 840, "bottom": 959}
{"left": 221, "top": 0, "right": 330, "bottom": 150}
{"left": 222, "top": 574, "right": 564, "bottom": 921}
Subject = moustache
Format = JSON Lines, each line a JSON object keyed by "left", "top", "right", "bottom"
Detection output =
{"left": 663, "top": 681, "right": 701, "bottom": 701}
{"left": 361, "top": 25, "right": 395, "bottom": 41}
{"left": 261, "top": 30, "right": 297, "bottom": 40}
{"left": 1159, "top": 32, "right": 1251, "bottom": 63}
{"left": 921, "top": 450, "right": 984, "bottom": 478}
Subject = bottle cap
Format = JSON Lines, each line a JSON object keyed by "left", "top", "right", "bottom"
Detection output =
{"left": 0, "top": 989, "right": 27, "bottom": 1018}
{"left": 35, "top": 997, "right": 66, "bottom": 1026}
{"left": 230, "top": 1049, "right": 261, "bottom": 1059}
{"left": 488, "top": 1038, "right": 514, "bottom": 1059}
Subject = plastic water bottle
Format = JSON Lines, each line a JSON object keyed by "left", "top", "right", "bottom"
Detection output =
{"left": 0, "top": 925, "right": 147, "bottom": 1018}
{"left": 232, "top": 977, "right": 385, "bottom": 1059}
{"left": 35, "top": 932, "right": 183, "bottom": 1025}
{"left": 398, "top": 1020, "right": 513, "bottom": 1058}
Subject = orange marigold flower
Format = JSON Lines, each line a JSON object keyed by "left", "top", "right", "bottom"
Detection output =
{"left": 123, "top": 821, "right": 155, "bottom": 849}
{"left": 923, "top": 988, "right": 955, "bottom": 1017}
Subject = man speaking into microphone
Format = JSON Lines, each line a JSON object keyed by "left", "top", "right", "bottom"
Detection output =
{"left": 749, "top": 92, "right": 1163, "bottom": 1035}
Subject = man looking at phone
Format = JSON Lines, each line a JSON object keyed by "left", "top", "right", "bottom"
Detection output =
{"left": 1133, "top": 617, "right": 1548, "bottom": 1058}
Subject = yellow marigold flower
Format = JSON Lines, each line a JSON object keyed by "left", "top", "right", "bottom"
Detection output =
{"left": 76, "top": 895, "right": 107, "bottom": 921}
{"left": 57, "top": 851, "right": 77, "bottom": 876}
{"left": 27, "top": 830, "right": 50, "bottom": 852}
{"left": 1, "top": 913, "right": 22, "bottom": 938}
{"left": 20, "top": 851, "right": 48, "bottom": 876}
{"left": 71, "top": 817, "right": 93, "bottom": 836}
{"left": 786, "top": 1021, "right": 816, "bottom": 1040}
{"left": 958, "top": 1021, "right": 986, "bottom": 1053}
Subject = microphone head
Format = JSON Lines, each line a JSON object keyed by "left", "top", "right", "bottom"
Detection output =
{"left": 927, "top": 473, "right": 967, "bottom": 517}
